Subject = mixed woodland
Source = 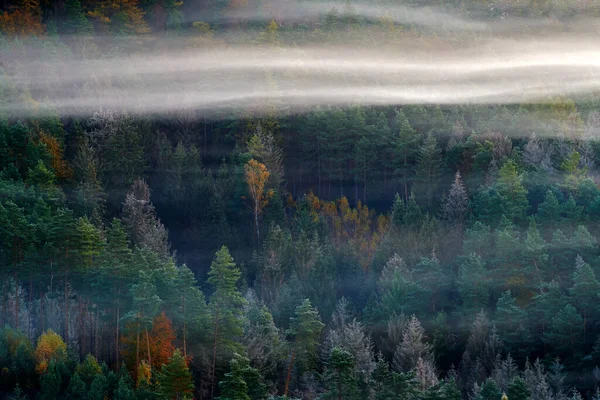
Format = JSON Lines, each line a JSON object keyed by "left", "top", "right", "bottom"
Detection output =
{"left": 4, "top": 0, "right": 600, "bottom": 399}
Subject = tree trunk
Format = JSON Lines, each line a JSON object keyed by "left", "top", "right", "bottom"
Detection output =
{"left": 145, "top": 326, "right": 152, "bottom": 367}
{"left": 254, "top": 206, "right": 260, "bottom": 246}
{"left": 64, "top": 266, "right": 69, "bottom": 343}
{"left": 183, "top": 292, "right": 187, "bottom": 359}
{"left": 116, "top": 300, "right": 120, "bottom": 369}
{"left": 211, "top": 302, "right": 220, "bottom": 400}
{"left": 136, "top": 329, "right": 140, "bottom": 369}
{"left": 284, "top": 349, "right": 295, "bottom": 397}
{"left": 14, "top": 271, "right": 18, "bottom": 330}
{"left": 95, "top": 308, "right": 100, "bottom": 359}
{"left": 1, "top": 281, "right": 5, "bottom": 327}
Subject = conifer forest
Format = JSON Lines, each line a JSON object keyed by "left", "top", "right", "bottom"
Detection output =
{"left": 5, "top": 0, "right": 600, "bottom": 399}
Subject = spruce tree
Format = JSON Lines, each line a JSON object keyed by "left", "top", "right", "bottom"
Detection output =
{"left": 570, "top": 260, "right": 600, "bottom": 345}
{"left": 544, "top": 304, "right": 584, "bottom": 358}
{"left": 157, "top": 349, "right": 194, "bottom": 400}
{"left": 415, "top": 133, "right": 442, "bottom": 207}
{"left": 320, "top": 347, "right": 361, "bottom": 400}
{"left": 208, "top": 246, "right": 246, "bottom": 399}
{"left": 60, "top": 0, "right": 93, "bottom": 35}
{"left": 284, "top": 299, "right": 325, "bottom": 397}
{"left": 495, "top": 160, "right": 528, "bottom": 222}
{"left": 218, "top": 353, "right": 267, "bottom": 400}
{"left": 537, "top": 190, "right": 561, "bottom": 230}
{"left": 442, "top": 171, "right": 468, "bottom": 224}
{"left": 457, "top": 253, "right": 489, "bottom": 315}
{"left": 393, "top": 110, "right": 420, "bottom": 202}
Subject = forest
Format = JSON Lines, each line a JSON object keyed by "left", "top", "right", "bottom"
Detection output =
{"left": 3, "top": 0, "right": 600, "bottom": 399}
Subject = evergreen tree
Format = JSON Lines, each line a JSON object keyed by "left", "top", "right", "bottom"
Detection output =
{"left": 507, "top": 377, "right": 530, "bottom": 400}
{"left": 320, "top": 347, "right": 361, "bottom": 400}
{"left": 415, "top": 133, "right": 442, "bottom": 207}
{"left": 393, "top": 110, "right": 420, "bottom": 202}
{"left": 495, "top": 160, "right": 528, "bottom": 222}
{"left": 457, "top": 253, "right": 489, "bottom": 315}
{"left": 537, "top": 189, "right": 561, "bottom": 231}
{"left": 393, "top": 316, "right": 433, "bottom": 373}
{"left": 157, "top": 349, "right": 194, "bottom": 400}
{"left": 218, "top": 353, "right": 267, "bottom": 400}
{"left": 442, "top": 171, "right": 468, "bottom": 224}
{"left": 114, "top": 377, "right": 137, "bottom": 400}
{"left": 60, "top": 0, "right": 93, "bottom": 35}
{"left": 544, "top": 304, "right": 584, "bottom": 358}
{"left": 474, "top": 378, "right": 502, "bottom": 400}
{"left": 495, "top": 291, "right": 528, "bottom": 354}
{"left": 284, "top": 299, "right": 325, "bottom": 397}
{"left": 208, "top": 246, "right": 246, "bottom": 398}
{"left": 570, "top": 260, "right": 600, "bottom": 344}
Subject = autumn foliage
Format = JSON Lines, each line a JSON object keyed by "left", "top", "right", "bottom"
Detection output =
{"left": 147, "top": 312, "right": 176, "bottom": 370}
{"left": 0, "top": 0, "right": 44, "bottom": 37}
{"left": 245, "top": 159, "right": 274, "bottom": 243}
{"left": 121, "top": 312, "right": 176, "bottom": 375}
{"left": 38, "top": 132, "right": 73, "bottom": 180}
{"left": 34, "top": 330, "right": 67, "bottom": 374}
{"left": 305, "top": 192, "right": 388, "bottom": 271}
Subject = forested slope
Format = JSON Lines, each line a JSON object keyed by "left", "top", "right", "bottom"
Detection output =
{"left": 3, "top": 0, "right": 600, "bottom": 399}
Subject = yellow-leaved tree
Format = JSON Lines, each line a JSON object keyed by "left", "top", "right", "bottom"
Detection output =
{"left": 245, "top": 159, "right": 273, "bottom": 245}
{"left": 34, "top": 330, "right": 67, "bottom": 374}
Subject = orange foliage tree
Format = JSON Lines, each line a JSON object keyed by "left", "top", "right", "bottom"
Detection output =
{"left": 87, "top": 0, "right": 150, "bottom": 34}
{"left": 147, "top": 312, "right": 176, "bottom": 370}
{"left": 0, "top": 0, "right": 44, "bottom": 37}
{"left": 245, "top": 159, "right": 274, "bottom": 245}
{"left": 34, "top": 330, "right": 67, "bottom": 374}
{"left": 121, "top": 312, "right": 176, "bottom": 375}
{"left": 304, "top": 192, "right": 388, "bottom": 271}
{"left": 38, "top": 132, "right": 73, "bottom": 180}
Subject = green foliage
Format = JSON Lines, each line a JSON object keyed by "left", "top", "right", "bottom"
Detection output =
{"left": 287, "top": 299, "right": 325, "bottom": 374}
{"left": 157, "top": 349, "right": 194, "bottom": 400}
{"left": 495, "top": 160, "right": 529, "bottom": 222}
{"left": 218, "top": 353, "right": 267, "bottom": 400}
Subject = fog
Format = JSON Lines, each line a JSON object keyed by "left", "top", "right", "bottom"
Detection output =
{"left": 4, "top": 7, "right": 600, "bottom": 119}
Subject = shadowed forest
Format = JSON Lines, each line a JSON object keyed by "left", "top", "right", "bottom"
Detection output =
{"left": 3, "top": 0, "right": 600, "bottom": 399}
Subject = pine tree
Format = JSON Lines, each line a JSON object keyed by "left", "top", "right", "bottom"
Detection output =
{"left": 218, "top": 353, "right": 267, "bottom": 400}
{"left": 495, "top": 160, "right": 528, "bottom": 222}
{"left": 393, "top": 315, "right": 433, "bottom": 373}
{"left": 457, "top": 253, "right": 489, "bottom": 315}
{"left": 320, "top": 347, "right": 361, "bottom": 400}
{"left": 60, "top": 0, "right": 93, "bottom": 35}
{"left": 523, "top": 219, "right": 548, "bottom": 282}
{"left": 391, "top": 193, "right": 404, "bottom": 227}
{"left": 507, "top": 377, "right": 530, "bottom": 400}
{"left": 415, "top": 133, "right": 442, "bottom": 207}
{"left": 122, "top": 180, "right": 171, "bottom": 261}
{"left": 114, "top": 377, "right": 137, "bottom": 400}
{"left": 474, "top": 378, "right": 502, "bottom": 400}
{"left": 173, "top": 264, "right": 208, "bottom": 359}
{"left": 442, "top": 171, "right": 468, "bottom": 224}
{"left": 544, "top": 304, "right": 584, "bottom": 358}
{"left": 208, "top": 246, "right": 246, "bottom": 399}
{"left": 404, "top": 192, "right": 423, "bottom": 227}
{"left": 537, "top": 190, "right": 561, "bottom": 230}
{"left": 393, "top": 110, "right": 420, "bottom": 202}
{"left": 157, "top": 349, "right": 194, "bottom": 400}
{"left": 126, "top": 271, "right": 163, "bottom": 369}
{"left": 284, "top": 299, "right": 325, "bottom": 397}
{"left": 66, "top": 372, "right": 87, "bottom": 399}
{"left": 570, "top": 260, "right": 600, "bottom": 345}
{"left": 495, "top": 291, "right": 528, "bottom": 353}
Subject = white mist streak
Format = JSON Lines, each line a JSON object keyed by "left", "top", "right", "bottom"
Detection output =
{"left": 5, "top": 36, "right": 600, "bottom": 117}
